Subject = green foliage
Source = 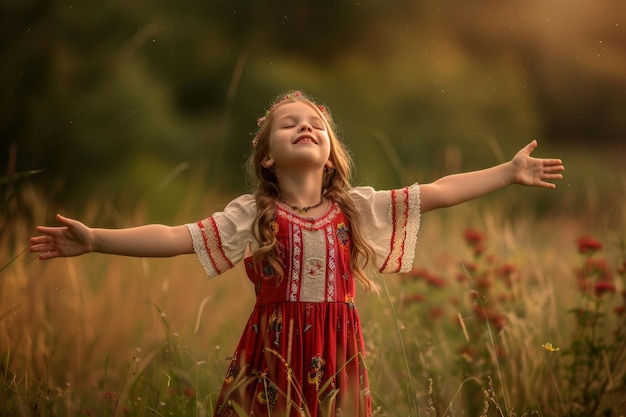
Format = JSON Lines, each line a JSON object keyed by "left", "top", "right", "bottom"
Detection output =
{"left": 560, "top": 238, "right": 626, "bottom": 417}
{"left": 3, "top": 1, "right": 625, "bottom": 208}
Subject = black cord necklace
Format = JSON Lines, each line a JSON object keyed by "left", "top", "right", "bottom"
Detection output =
{"left": 279, "top": 196, "right": 324, "bottom": 214}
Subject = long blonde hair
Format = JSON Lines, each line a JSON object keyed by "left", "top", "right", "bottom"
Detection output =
{"left": 245, "top": 91, "right": 379, "bottom": 292}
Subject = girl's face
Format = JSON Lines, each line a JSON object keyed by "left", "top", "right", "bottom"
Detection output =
{"left": 263, "top": 101, "right": 332, "bottom": 171}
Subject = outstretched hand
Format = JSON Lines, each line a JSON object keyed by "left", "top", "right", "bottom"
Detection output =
{"left": 511, "top": 140, "right": 564, "bottom": 188}
{"left": 30, "top": 214, "right": 94, "bottom": 260}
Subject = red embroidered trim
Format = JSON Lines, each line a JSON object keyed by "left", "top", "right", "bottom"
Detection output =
{"left": 381, "top": 187, "right": 409, "bottom": 273}
{"left": 199, "top": 218, "right": 233, "bottom": 274}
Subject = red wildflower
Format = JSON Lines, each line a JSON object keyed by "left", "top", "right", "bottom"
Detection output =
{"left": 103, "top": 392, "right": 116, "bottom": 400}
{"left": 487, "top": 312, "right": 507, "bottom": 331}
{"left": 473, "top": 306, "right": 507, "bottom": 331}
{"left": 464, "top": 229, "right": 485, "bottom": 247}
{"left": 594, "top": 281, "right": 616, "bottom": 297}
{"left": 408, "top": 267, "right": 429, "bottom": 279}
{"left": 425, "top": 274, "right": 447, "bottom": 288}
{"left": 614, "top": 306, "right": 625, "bottom": 316}
{"left": 456, "top": 272, "right": 469, "bottom": 283}
{"left": 496, "top": 263, "right": 516, "bottom": 287}
{"left": 576, "top": 257, "right": 612, "bottom": 282}
{"left": 408, "top": 267, "right": 447, "bottom": 288}
{"left": 577, "top": 236, "right": 603, "bottom": 254}
{"left": 429, "top": 306, "right": 444, "bottom": 320}
{"left": 183, "top": 387, "right": 195, "bottom": 398}
{"left": 475, "top": 277, "right": 493, "bottom": 290}
{"left": 496, "top": 264, "right": 516, "bottom": 278}
{"left": 464, "top": 262, "right": 478, "bottom": 273}
{"left": 403, "top": 293, "right": 426, "bottom": 304}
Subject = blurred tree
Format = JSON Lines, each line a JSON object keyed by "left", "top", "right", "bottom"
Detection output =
{"left": 1, "top": 0, "right": 624, "bottom": 213}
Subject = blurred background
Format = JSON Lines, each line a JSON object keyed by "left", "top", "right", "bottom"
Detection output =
{"left": 2, "top": 0, "right": 625, "bottom": 223}
{"left": 2, "top": 2, "right": 626, "bottom": 413}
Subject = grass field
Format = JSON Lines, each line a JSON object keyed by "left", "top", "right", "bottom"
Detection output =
{"left": 1, "top": 176, "right": 625, "bottom": 416}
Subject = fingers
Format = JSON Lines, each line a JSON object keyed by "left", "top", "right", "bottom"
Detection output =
{"left": 538, "top": 181, "right": 557, "bottom": 189}
{"left": 530, "top": 145, "right": 564, "bottom": 188}
{"left": 55, "top": 213, "right": 77, "bottom": 227}
{"left": 543, "top": 158, "right": 564, "bottom": 169}
{"left": 29, "top": 235, "right": 57, "bottom": 257}
{"left": 541, "top": 158, "right": 565, "bottom": 183}
{"left": 524, "top": 140, "right": 538, "bottom": 154}
{"left": 30, "top": 214, "right": 71, "bottom": 260}
{"left": 526, "top": 142, "right": 565, "bottom": 173}
{"left": 543, "top": 172, "right": 564, "bottom": 180}
{"left": 29, "top": 242, "right": 58, "bottom": 260}
{"left": 35, "top": 225, "right": 65, "bottom": 235}
{"left": 37, "top": 249, "right": 60, "bottom": 261}
{"left": 536, "top": 164, "right": 564, "bottom": 188}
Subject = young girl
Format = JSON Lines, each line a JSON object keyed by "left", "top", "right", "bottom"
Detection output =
{"left": 30, "top": 90, "right": 564, "bottom": 416}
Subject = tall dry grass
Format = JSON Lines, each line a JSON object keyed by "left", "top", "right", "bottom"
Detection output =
{"left": 1, "top": 181, "right": 624, "bottom": 416}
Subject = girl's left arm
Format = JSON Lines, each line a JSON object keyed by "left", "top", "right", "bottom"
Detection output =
{"left": 419, "top": 140, "right": 564, "bottom": 213}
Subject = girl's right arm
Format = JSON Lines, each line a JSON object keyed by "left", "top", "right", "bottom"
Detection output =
{"left": 30, "top": 214, "right": 194, "bottom": 260}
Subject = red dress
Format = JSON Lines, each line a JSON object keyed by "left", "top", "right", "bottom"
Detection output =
{"left": 186, "top": 185, "right": 421, "bottom": 416}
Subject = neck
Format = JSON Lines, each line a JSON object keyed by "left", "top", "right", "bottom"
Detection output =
{"left": 275, "top": 167, "right": 324, "bottom": 207}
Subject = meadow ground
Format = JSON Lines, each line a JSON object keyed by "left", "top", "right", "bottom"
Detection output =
{"left": 1, "top": 178, "right": 624, "bottom": 416}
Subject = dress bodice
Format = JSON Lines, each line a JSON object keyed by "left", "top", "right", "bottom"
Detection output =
{"left": 244, "top": 202, "right": 356, "bottom": 307}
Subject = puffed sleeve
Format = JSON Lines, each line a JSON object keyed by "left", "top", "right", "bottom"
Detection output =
{"left": 185, "top": 194, "right": 258, "bottom": 278}
{"left": 349, "top": 183, "right": 421, "bottom": 273}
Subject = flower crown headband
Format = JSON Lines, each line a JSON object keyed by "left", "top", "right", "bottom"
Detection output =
{"left": 252, "top": 90, "right": 329, "bottom": 148}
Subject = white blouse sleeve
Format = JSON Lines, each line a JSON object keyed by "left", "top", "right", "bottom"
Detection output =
{"left": 185, "top": 194, "right": 258, "bottom": 278}
{"left": 350, "top": 183, "right": 421, "bottom": 274}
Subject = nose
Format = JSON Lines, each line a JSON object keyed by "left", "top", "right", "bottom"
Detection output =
{"left": 298, "top": 122, "right": 313, "bottom": 132}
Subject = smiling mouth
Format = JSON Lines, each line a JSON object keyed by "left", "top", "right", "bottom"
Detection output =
{"left": 294, "top": 135, "right": 316, "bottom": 144}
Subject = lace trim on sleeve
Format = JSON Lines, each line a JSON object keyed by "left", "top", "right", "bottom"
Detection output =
{"left": 185, "top": 218, "right": 233, "bottom": 278}
{"left": 380, "top": 183, "right": 421, "bottom": 273}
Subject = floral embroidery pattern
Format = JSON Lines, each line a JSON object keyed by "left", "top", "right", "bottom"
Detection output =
{"left": 345, "top": 294, "right": 355, "bottom": 310}
{"left": 224, "top": 353, "right": 239, "bottom": 384}
{"left": 308, "top": 355, "right": 326, "bottom": 390}
{"left": 336, "top": 222, "right": 350, "bottom": 250}
{"left": 304, "top": 257, "right": 324, "bottom": 279}
{"left": 263, "top": 264, "right": 276, "bottom": 280}
{"left": 256, "top": 380, "right": 278, "bottom": 411}
{"left": 269, "top": 306, "right": 283, "bottom": 347}
{"left": 270, "top": 220, "right": 279, "bottom": 235}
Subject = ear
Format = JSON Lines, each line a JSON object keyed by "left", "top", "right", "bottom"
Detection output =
{"left": 261, "top": 156, "right": 275, "bottom": 169}
{"left": 325, "top": 160, "right": 334, "bottom": 170}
